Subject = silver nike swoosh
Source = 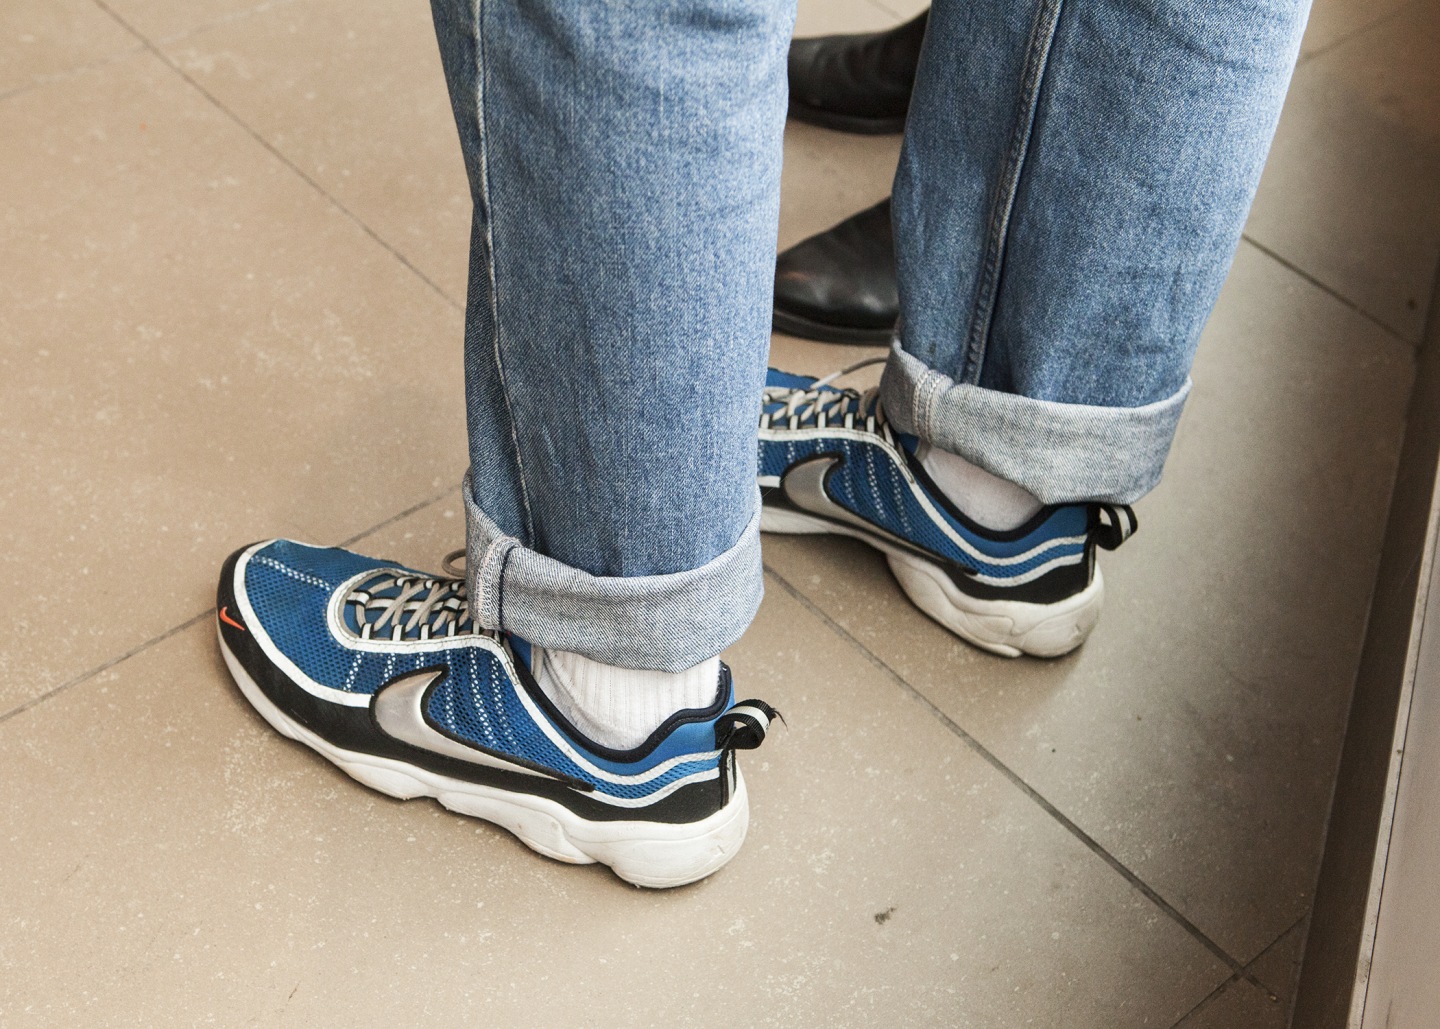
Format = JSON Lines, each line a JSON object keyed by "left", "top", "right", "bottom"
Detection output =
{"left": 781, "top": 453, "right": 966, "bottom": 568}
{"left": 372, "top": 668, "right": 564, "bottom": 782}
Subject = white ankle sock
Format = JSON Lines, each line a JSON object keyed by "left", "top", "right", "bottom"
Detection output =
{"left": 919, "top": 444, "right": 1043, "bottom": 531}
{"left": 534, "top": 649, "right": 721, "bottom": 751}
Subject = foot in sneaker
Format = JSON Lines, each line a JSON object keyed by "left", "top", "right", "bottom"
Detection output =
{"left": 757, "top": 360, "right": 1137, "bottom": 658}
{"left": 215, "top": 539, "right": 776, "bottom": 888}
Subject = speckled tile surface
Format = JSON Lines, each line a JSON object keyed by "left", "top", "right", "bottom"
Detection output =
{"left": 1, "top": 0, "right": 1432, "bottom": 1024}
{"left": 0, "top": 500, "right": 1229, "bottom": 1027}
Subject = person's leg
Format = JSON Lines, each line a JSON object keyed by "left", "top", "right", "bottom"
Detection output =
{"left": 760, "top": 0, "right": 1307, "bottom": 656}
{"left": 885, "top": 0, "right": 1310, "bottom": 503}
{"left": 216, "top": 0, "right": 791, "bottom": 887}
{"left": 432, "top": 0, "right": 789, "bottom": 671}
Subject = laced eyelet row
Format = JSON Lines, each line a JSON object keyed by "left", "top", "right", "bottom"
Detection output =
{"left": 760, "top": 356, "right": 891, "bottom": 437}
{"left": 343, "top": 567, "right": 490, "bottom": 641}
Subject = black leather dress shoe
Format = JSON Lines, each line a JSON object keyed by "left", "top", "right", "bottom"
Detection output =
{"left": 773, "top": 198, "right": 897, "bottom": 345}
{"left": 787, "top": 11, "right": 928, "bottom": 135}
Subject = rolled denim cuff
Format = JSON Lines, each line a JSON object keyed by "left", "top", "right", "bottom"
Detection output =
{"left": 879, "top": 345, "right": 1190, "bottom": 505}
{"left": 462, "top": 471, "right": 764, "bottom": 672}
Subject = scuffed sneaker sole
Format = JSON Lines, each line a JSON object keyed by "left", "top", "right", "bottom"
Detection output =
{"left": 218, "top": 624, "right": 750, "bottom": 889}
{"left": 761, "top": 506, "right": 1103, "bottom": 658}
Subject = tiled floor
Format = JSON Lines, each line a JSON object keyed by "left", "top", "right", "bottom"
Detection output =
{"left": 2, "top": 0, "right": 1435, "bottom": 1025}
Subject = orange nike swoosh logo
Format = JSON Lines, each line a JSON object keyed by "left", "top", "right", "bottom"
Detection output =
{"left": 219, "top": 606, "right": 246, "bottom": 632}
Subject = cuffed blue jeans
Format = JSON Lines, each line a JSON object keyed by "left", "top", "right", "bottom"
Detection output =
{"left": 430, "top": 0, "right": 1309, "bottom": 671}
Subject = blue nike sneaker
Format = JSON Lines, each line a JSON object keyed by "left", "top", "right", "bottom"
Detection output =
{"left": 758, "top": 360, "right": 1137, "bottom": 657}
{"left": 215, "top": 540, "right": 776, "bottom": 888}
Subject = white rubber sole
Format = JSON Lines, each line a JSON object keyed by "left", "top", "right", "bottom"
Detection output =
{"left": 218, "top": 627, "right": 750, "bottom": 889}
{"left": 761, "top": 506, "right": 1103, "bottom": 658}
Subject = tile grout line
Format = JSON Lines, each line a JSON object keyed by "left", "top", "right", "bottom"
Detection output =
{"left": 87, "top": 0, "right": 463, "bottom": 315}
{"left": 863, "top": 0, "right": 906, "bottom": 22}
{"left": 0, "top": 485, "right": 459, "bottom": 728}
{"left": 763, "top": 562, "right": 1268, "bottom": 990}
{"left": 1246, "top": 913, "right": 1308, "bottom": 1000}
{"left": 0, "top": 610, "right": 214, "bottom": 729}
{"left": 1169, "top": 914, "right": 1307, "bottom": 1027}
{"left": 337, "top": 483, "right": 458, "bottom": 549}
{"left": 1169, "top": 971, "right": 1243, "bottom": 1028}
{"left": 1, "top": 0, "right": 303, "bottom": 106}
{"left": 1240, "top": 235, "right": 1417, "bottom": 348}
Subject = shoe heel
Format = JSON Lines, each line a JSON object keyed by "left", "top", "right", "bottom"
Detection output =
{"left": 886, "top": 552, "right": 1104, "bottom": 658}
{"left": 577, "top": 777, "right": 751, "bottom": 890}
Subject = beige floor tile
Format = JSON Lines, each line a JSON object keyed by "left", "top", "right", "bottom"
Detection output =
{"left": 1177, "top": 979, "right": 1289, "bottom": 1029}
{"left": 1248, "top": 0, "right": 1440, "bottom": 341}
{"left": 1248, "top": 919, "right": 1308, "bottom": 1007}
{"left": 102, "top": 0, "right": 294, "bottom": 48}
{"left": 778, "top": 121, "right": 901, "bottom": 252}
{"left": 1299, "top": 0, "right": 1412, "bottom": 57}
{"left": 162, "top": 0, "right": 906, "bottom": 305}
{"left": 159, "top": 0, "right": 471, "bottom": 303}
{"left": 761, "top": 243, "right": 1415, "bottom": 961}
{"left": 1310, "top": 0, "right": 1440, "bottom": 149}
{"left": 0, "top": 0, "right": 139, "bottom": 97}
{"left": 785, "top": 0, "right": 906, "bottom": 252}
{"left": 795, "top": 0, "right": 901, "bottom": 38}
{"left": 0, "top": 498, "right": 1232, "bottom": 1028}
{"left": 872, "top": 0, "right": 931, "bottom": 21}
{"left": 768, "top": 334, "right": 890, "bottom": 376}
{"left": 0, "top": 52, "right": 466, "bottom": 716}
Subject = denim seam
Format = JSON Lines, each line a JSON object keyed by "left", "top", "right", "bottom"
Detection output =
{"left": 880, "top": 345, "right": 1190, "bottom": 504}
{"left": 913, "top": 367, "right": 934, "bottom": 441}
{"left": 495, "top": 543, "right": 514, "bottom": 628}
{"left": 475, "top": 531, "right": 514, "bottom": 628}
{"left": 471, "top": 0, "right": 536, "bottom": 544}
{"left": 961, "top": 0, "right": 1066, "bottom": 385}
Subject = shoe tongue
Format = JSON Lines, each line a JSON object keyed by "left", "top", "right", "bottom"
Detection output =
{"left": 343, "top": 570, "right": 452, "bottom": 636}
{"left": 340, "top": 602, "right": 365, "bottom": 635}
{"left": 765, "top": 368, "right": 818, "bottom": 391}
{"left": 341, "top": 570, "right": 402, "bottom": 634}
{"left": 506, "top": 634, "right": 534, "bottom": 672}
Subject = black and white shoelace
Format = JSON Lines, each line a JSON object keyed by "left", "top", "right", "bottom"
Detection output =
{"left": 760, "top": 356, "right": 891, "bottom": 436}
{"left": 343, "top": 550, "right": 489, "bottom": 642}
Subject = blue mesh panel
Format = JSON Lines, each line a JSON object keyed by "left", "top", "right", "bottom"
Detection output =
{"left": 766, "top": 369, "right": 818, "bottom": 390}
{"left": 244, "top": 552, "right": 355, "bottom": 688}
{"left": 425, "top": 664, "right": 719, "bottom": 802}
{"left": 242, "top": 542, "right": 726, "bottom": 803}
{"left": 261, "top": 540, "right": 414, "bottom": 587}
{"left": 244, "top": 542, "right": 449, "bottom": 696}
{"left": 759, "top": 434, "right": 1090, "bottom": 580}
{"left": 758, "top": 435, "right": 829, "bottom": 480}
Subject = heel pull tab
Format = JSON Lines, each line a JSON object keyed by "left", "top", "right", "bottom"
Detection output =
{"left": 1092, "top": 504, "right": 1138, "bottom": 551}
{"left": 715, "top": 700, "right": 782, "bottom": 751}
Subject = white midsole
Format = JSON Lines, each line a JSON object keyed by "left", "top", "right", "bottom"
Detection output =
{"left": 760, "top": 506, "right": 1103, "bottom": 658}
{"left": 217, "top": 626, "right": 750, "bottom": 888}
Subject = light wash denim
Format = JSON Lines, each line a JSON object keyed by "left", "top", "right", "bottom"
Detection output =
{"left": 882, "top": 0, "right": 1309, "bottom": 503}
{"left": 430, "top": 0, "right": 1308, "bottom": 670}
